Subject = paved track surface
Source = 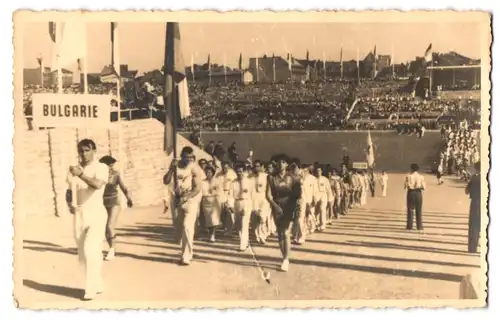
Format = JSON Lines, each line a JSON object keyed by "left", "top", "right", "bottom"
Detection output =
{"left": 18, "top": 173, "right": 482, "bottom": 308}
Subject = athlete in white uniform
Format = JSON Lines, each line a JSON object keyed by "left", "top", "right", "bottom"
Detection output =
{"left": 251, "top": 160, "right": 272, "bottom": 244}
{"left": 227, "top": 162, "right": 256, "bottom": 251}
{"left": 163, "top": 147, "right": 204, "bottom": 266}
{"left": 66, "top": 139, "right": 109, "bottom": 301}
{"left": 314, "top": 166, "right": 333, "bottom": 231}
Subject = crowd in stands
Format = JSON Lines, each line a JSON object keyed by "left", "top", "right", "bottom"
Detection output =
{"left": 23, "top": 78, "right": 481, "bottom": 131}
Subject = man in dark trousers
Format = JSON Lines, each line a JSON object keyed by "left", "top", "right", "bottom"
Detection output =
{"left": 214, "top": 141, "right": 226, "bottom": 161}
{"left": 339, "top": 164, "right": 352, "bottom": 215}
{"left": 404, "top": 163, "right": 426, "bottom": 230}
{"left": 465, "top": 161, "right": 481, "bottom": 253}
{"left": 368, "top": 168, "right": 376, "bottom": 197}
{"left": 204, "top": 141, "right": 216, "bottom": 159}
{"left": 228, "top": 142, "right": 238, "bottom": 164}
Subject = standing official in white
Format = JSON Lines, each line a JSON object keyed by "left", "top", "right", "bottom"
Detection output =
{"left": 67, "top": 139, "right": 109, "bottom": 301}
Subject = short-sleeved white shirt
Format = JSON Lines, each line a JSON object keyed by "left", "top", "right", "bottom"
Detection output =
{"left": 67, "top": 160, "right": 109, "bottom": 210}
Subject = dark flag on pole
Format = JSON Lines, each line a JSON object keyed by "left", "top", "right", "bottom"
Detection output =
{"left": 49, "top": 22, "right": 57, "bottom": 43}
{"left": 424, "top": 43, "right": 433, "bottom": 63}
{"left": 163, "top": 22, "right": 191, "bottom": 155}
{"left": 110, "top": 22, "right": 120, "bottom": 77}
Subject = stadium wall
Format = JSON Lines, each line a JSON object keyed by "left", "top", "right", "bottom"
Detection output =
{"left": 194, "top": 131, "right": 446, "bottom": 172}
{"left": 15, "top": 119, "right": 210, "bottom": 218}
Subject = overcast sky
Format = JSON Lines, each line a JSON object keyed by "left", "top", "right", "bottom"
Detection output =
{"left": 23, "top": 22, "right": 482, "bottom": 74}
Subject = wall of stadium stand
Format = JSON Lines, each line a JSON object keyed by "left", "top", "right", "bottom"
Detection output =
{"left": 16, "top": 118, "right": 466, "bottom": 217}
{"left": 188, "top": 131, "right": 448, "bottom": 173}
{"left": 15, "top": 119, "right": 212, "bottom": 217}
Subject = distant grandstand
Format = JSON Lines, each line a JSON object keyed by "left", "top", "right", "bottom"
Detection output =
{"left": 428, "top": 51, "right": 481, "bottom": 93}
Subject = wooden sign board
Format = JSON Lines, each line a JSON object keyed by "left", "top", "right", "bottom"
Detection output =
{"left": 32, "top": 93, "right": 112, "bottom": 128}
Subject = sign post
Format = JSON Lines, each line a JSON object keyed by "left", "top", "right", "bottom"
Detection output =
{"left": 32, "top": 93, "right": 112, "bottom": 214}
{"left": 32, "top": 93, "right": 112, "bottom": 128}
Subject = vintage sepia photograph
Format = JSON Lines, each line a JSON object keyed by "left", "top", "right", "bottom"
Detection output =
{"left": 12, "top": 11, "right": 490, "bottom": 309}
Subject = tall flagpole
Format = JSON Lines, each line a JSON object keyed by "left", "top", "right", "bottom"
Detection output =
{"left": 391, "top": 44, "right": 395, "bottom": 78}
{"left": 111, "top": 22, "right": 124, "bottom": 206}
{"left": 272, "top": 53, "right": 276, "bottom": 83}
{"left": 322, "top": 51, "right": 326, "bottom": 80}
{"left": 56, "top": 23, "right": 63, "bottom": 93}
{"left": 255, "top": 53, "right": 259, "bottom": 83}
{"left": 340, "top": 47, "right": 344, "bottom": 80}
{"left": 208, "top": 54, "right": 212, "bottom": 87}
{"left": 191, "top": 53, "right": 195, "bottom": 82}
{"left": 224, "top": 52, "right": 227, "bottom": 83}
{"left": 164, "top": 23, "right": 178, "bottom": 160}
{"left": 357, "top": 46, "right": 360, "bottom": 85}
{"left": 83, "top": 23, "right": 88, "bottom": 94}
{"left": 38, "top": 55, "right": 44, "bottom": 87}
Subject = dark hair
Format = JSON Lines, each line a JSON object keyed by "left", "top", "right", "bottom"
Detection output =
{"left": 410, "top": 163, "right": 419, "bottom": 172}
{"left": 78, "top": 139, "right": 96, "bottom": 150}
{"left": 99, "top": 155, "right": 117, "bottom": 165}
{"left": 290, "top": 157, "right": 301, "bottom": 166}
{"left": 234, "top": 161, "right": 246, "bottom": 171}
{"left": 181, "top": 146, "right": 194, "bottom": 155}
{"left": 204, "top": 165, "right": 216, "bottom": 175}
{"left": 253, "top": 160, "right": 262, "bottom": 166}
{"left": 272, "top": 153, "right": 290, "bottom": 164}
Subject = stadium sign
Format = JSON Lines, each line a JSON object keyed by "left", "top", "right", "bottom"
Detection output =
{"left": 31, "top": 93, "right": 112, "bottom": 128}
{"left": 352, "top": 162, "right": 368, "bottom": 169}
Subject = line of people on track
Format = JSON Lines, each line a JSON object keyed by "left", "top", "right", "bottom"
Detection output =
{"left": 436, "top": 125, "right": 479, "bottom": 184}
{"left": 163, "top": 147, "right": 390, "bottom": 271}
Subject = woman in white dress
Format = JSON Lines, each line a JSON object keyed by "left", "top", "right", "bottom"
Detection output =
{"left": 200, "top": 165, "right": 222, "bottom": 242}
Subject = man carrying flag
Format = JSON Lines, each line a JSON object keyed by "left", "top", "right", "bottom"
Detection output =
{"left": 161, "top": 22, "right": 199, "bottom": 266}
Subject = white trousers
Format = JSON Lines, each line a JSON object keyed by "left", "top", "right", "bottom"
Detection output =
{"left": 178, "top": 199, "right": 201, "bottom": 262}
{"left": 234, "top": 199, "right": 253, "bottom": 250}
{"left": 316, "top": 194, "right": 328, "bottom": 228}
{"left": 381, "top": 184, "right": 387, "bottom": 197}
{"left": 253, "top": 195, "right": 271, "bottom": 241}
{"left": 73, "top": 207, "right": 107, "bottom": 293}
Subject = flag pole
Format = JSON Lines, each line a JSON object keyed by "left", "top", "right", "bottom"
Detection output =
{"left": 164, "top": 23, "right": 178, "bottom": 161}
{"left": 56, "top": 23, "right": 63, "bottom": 93}
{"left": 392, "top": 44, "right": 395, "bottom": 78}
{"left": 38, "top": 56, "right": 44, "bottom": 87}
{"left": 356, "top": 46, "right": 360, "bottom": 85}
{"left": 163, "top": 23, "right": 179, "bottom": 239}
{"left": 83, "top": 24, "right": 88, "bottom": 95}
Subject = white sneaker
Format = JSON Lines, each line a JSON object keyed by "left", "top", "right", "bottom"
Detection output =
{"left": 280, "top": 259, "right": 289, "bottom": 272}
{"left": 209, "top": 234, "right": 216, "bottom": 242}
{"left": 105, "top": 248, "right": 115, "bottom": 261}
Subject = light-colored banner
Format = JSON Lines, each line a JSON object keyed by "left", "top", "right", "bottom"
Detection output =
{"left": 352, "top": 162, "right": 368, "bottom": 169}
{"left": 32, "top": 93, "right": 112, "bottom": 128}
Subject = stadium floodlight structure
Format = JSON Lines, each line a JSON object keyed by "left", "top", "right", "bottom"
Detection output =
{"left": 427, "top": 64, "right": 481, "bottom": 96}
